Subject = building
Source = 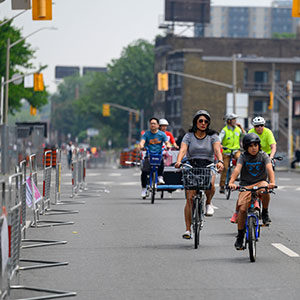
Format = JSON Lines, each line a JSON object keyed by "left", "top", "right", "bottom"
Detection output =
{"left": 154, "top": 35, "right": 300, "bottom": 152}
{"left": 195, "top": 0, "right": 300, "bottom": 39}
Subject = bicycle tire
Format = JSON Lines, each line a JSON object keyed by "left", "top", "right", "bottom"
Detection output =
{"left": 151, "top": 173, "right": 156, "bottom": 204}
{"left": 225, "top": 167, "right": 232, "bottom": 200}
{"left": 194, "top": 196, "right": 200, "bottom": 249}
{"left": 225, "top": 187, "right": 231, "bottom": 200}
{"left": 248, "top": 217, "right": 257, "bottom": 262}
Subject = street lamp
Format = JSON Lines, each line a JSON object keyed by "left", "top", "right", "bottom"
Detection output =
{"left": 3, "top": 26, "right": 57, "bottom": 124}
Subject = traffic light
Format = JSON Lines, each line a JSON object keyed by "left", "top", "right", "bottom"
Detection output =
{"left": 32, "top": 0, "right": 52, "bottom": 20}
{"left": 292, "top": 0, "right": 300, "bottom": 17}
{"left": 102, "top": 104, "right": 110, "bottom": 117}
{"left": 268, "top": 91, "right": 274, "bottom": 110}
{"left": 30, "top": 106, "right": 37, "bottom": 116}
{"left": 157, "top": 72, "right": 169, "bottom": 91}
{"left": 34, "top": 73, "right": 44, "bottom": 91}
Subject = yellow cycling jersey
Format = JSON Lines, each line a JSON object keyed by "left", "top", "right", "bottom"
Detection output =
{"left": 248, "top": 127, "right": 276, "bottom": 154}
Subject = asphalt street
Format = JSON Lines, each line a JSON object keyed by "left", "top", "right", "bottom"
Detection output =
{"left": 11, "top": 163, "right": 300, "bottom": 300}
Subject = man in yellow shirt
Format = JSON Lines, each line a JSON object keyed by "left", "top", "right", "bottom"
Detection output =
{"left": 219, "top": 113, "right": 245, "bottom": 193}
{"left": 248, "top": 116, "right": 276, "bottom": 159}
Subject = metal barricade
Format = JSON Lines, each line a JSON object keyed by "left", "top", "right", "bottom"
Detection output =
{"left": 29, "top": 154, "right": 74, "bottom": 228}
{"left": 70, "top": 156, "right": 78, "bottom": 198}
{"left": 43, "top": 150, "right": 78, "bottom": 215}
{"left": 55, "top": 149, "right": 62, "bottom": 204}
{"left": 0, "top": 180, "right": 8, "bottom": 299}
{"left": 18, "top": 160, "right": 27, "bottom": 239}
{"left": 6, "top": 172, "right": 76, "bottom": 299}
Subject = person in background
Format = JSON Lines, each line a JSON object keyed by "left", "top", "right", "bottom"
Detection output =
{"left": 248, "top": 116, "right": 277, "bottom": 159}
{"left": 219, "top": 113, "right": 245, "bottom": 194}
{"left": 176, "top": 128, "right": 185, "bottom": 148}
{"left": 139, "top": 118, "right": 171, "bottom": 198}
{"left": 159, "top": 119, "right": 179, "bottom": 149}
{"left": 66, "top": 141, "right": 75, "bottom": 169}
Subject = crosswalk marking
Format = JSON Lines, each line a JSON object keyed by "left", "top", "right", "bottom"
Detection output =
{"left": 272, "top": 243, "right": 299, "bottom": 257}
{"left": 109, "top": 173, "right": 121, "bottom": 177}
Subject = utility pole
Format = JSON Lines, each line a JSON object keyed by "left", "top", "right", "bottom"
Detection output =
{"left": 287, "top": 80, "right": 293, "bottom": 171}
{"left": 232, "top": 54, "right": 237, "bottom": 114}
{"left": 271, "top": 63, "right": 275, "bottom": 131}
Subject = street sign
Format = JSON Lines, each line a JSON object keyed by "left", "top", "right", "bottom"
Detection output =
{"left": 87, "top": 128, "right": 99, "bottom": 137}
{"left": 11, "top": 0, "right": 31, "bottom": 9}
{"left": 12, "top": 74, "right": 23, "bottom": 85}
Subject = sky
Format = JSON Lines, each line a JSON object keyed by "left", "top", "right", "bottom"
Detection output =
{"left": 0, "top": 0, "right": 275, "bottom": 92}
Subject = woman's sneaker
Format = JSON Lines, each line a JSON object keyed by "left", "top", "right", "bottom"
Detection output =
{"left": 205, "top": 204, "right": 214, "bottom": 216}
{"left": 262, "top": 209, "right": 271, "bottom": 226}
{"left": 182, "top": 230, "right": 192, "bottom": 239}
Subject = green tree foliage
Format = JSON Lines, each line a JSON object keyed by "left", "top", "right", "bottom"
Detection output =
{"left": 52, "top": 39, "right": 154, "bottom": 148}
{"left": 272, "top": 32, "right": 296, "bottom": 39}
{"left": 0, "top": 20, "right": 48, "bottom": 113}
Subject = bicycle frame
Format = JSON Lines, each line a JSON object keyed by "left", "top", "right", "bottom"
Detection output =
{"left": 245, "top": 191, "right": 260, "bottom": 241}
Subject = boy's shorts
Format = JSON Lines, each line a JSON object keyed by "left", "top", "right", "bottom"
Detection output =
{"left": 238, "top": 181, "right": 269, "bottom": 207}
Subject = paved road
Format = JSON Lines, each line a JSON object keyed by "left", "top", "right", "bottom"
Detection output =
{"left": 12, "top": 165, "right": 300, "bottom": 300}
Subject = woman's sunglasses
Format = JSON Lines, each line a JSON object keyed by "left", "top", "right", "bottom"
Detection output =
{"left": 198, "top": 119, "right": 209, "bottom": 124}
{"left": 254, "top": 125, "right": 264, "bottom": 128}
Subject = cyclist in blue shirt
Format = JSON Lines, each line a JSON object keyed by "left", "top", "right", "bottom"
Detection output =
{"left": 139, "top": 118, "right": 171, "bottom": 198}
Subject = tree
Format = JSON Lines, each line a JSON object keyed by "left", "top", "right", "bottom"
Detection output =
{"left": 51, "top": 39, "right": 155, "bottom": 148}
{"left": 0, "top": 20, "right": 48, "bottom": 113}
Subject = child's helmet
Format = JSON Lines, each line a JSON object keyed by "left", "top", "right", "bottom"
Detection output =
{"left": 243, "top": 133, "right": 261, "bottom": 150}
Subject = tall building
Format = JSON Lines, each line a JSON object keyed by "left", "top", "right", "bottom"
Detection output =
{"left": 195, "top": 0, "right": 299, "bottom": 38}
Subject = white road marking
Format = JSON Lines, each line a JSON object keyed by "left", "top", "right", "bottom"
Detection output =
{"left": 296, "top": 188, "right": 300, "bottom": 191}
{"left": 133, "top": 173, "right": 140, "bottom": 176}
{"left": 119, "top": 182, "right": 139, "bottom": 186}
{"left": 109, "top": 173, "right": 121, "bottom": 177}
{"left": 272, "top": 243, "right": 299, "bottom": 257}
{"left": 278, "top": 177, "right": 292, "bottom": 181}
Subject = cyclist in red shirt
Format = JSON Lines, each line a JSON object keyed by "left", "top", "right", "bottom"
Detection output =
{"left": 159, "top": 119, "right": 179, "bottom": 149}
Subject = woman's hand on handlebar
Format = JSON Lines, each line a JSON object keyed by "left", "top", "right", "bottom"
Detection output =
{"left": 216, "top": 161, "right": 224, "bottom": 173}
{"left": 175, "top": 161, "right": 181, "bottom": 169}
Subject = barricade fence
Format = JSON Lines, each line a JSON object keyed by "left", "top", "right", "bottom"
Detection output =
{"left": 0, "top": 148, "right": 80, "bottom": 299}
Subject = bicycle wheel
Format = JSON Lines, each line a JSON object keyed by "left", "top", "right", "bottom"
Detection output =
{"left": 193, "top": 196, "right": 200, "bottom": 249}
{"left": 151, "top": 173, "right": 156, "bottom": 204}
{"left": 225, "top": 167, "right": 232, "bottom": 200}
{"left": 225, "top": 186, "right": 231, "bottom": 200}
{"left": 248, "top": 216, "right": 257, "bottom": 262}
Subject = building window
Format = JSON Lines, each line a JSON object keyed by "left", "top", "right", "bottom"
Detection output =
{"left": 295, "top": 70, "right": 300, "bottom": 82}
{"left": 275, "top": 70, "right": 280, "bottom": 82}
{"left": 254, "top": 71, "right": 268, "bottom": 83}
{"left": 254, "top": 100, "right": 267, "bottom": 114}
{"left": 244, "top": 68, "right": 248, "bottom": 83}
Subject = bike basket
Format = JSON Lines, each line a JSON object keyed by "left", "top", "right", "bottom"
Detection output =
{"left": 149, "top": 153, "right": 162, "bottom": 166}
{"left": 182, "top": 168, "right": 212, "bottom": 190}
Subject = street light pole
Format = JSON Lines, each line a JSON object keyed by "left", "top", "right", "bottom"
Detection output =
{"left": 4, "top": 38, "right": 10, "bottom": 124}
{"left": 232, "top": 54, "right": 237, "bottom": 114}
{"left": 3, "top": 27, "right": 57, "bottom": 124}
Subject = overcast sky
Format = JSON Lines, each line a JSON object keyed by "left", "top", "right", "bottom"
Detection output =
{"left": 0, "top": 0, "right": 276, "bottom": 92}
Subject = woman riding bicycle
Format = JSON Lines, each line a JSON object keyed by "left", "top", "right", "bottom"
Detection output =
{"left": 175, "top": 110, "right": 224, "bottom": 239}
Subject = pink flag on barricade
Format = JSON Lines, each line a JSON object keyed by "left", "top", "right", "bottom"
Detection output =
{"left": 26, "top": 176, "right": 42, "bottom": 208}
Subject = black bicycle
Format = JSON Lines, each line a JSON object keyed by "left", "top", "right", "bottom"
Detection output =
{"left": 271, "top": 156, "right": 283, "bottom": 171}
{"left": 181, "top": 163, "right": 216, "bottom": 249}
{"left": 235, "top": 185, "right": 277, "bottom": 262}
{"left": 223, "top": 147, "right": 240, "bottom": 200}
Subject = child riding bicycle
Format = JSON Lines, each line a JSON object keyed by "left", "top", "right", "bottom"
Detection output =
{"left": 228, "top": 133, "right": 276, "bottom": 250}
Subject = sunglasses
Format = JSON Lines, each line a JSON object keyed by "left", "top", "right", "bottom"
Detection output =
{"left": 254, "top": 125, "right": 264, "bottom": 128}
{"left": 198, "top": 119, "right": 209, "bottom": 124}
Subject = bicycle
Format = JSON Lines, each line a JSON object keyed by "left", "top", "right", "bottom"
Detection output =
{"left": 143, "top": 149, "right": 163, "bottom": 204}
{"left": 234, "top": 185, "right": 277, "bottom": 262}
{"left": 271, "top": 156, "right": 283, "bottom": 171}
{"left": 223, "top": 147, "right": 240, "bottom": 200}
{"left": 181, "top": 163, "right": 217, "bottom": 249}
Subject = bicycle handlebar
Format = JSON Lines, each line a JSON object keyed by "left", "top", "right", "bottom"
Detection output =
{"left": 235, "top": 185, "right": 277, "bottom": 193}
{"left": 222, "top": 147, "right": 241, "bottom": 151}
{"left": 178, "top": 162, "right": 219, "bottom": 173}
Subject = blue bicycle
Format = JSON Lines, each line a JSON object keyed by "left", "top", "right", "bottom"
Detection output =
{"left": 235, "top": 185, "right": 276, "bottom": 262}
{"left": 143, "top": 149, "right": 163, "bottom": 204}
